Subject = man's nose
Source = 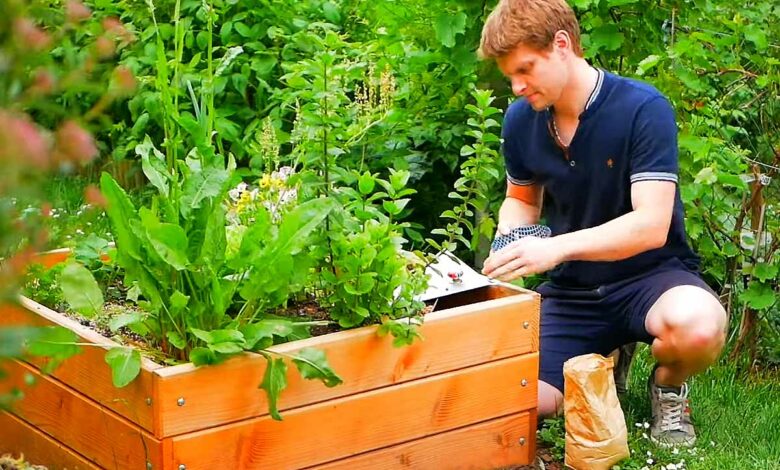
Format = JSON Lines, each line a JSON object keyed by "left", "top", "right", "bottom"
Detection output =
{"left": 511, "top": 78, "right": 527, "bottom": 96}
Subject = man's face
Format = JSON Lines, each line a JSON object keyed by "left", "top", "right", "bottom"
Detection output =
{"left": 496, "top": 41, "right": 569, "bottom": 111}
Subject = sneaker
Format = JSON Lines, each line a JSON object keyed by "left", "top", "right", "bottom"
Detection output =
{"left": 647, "top": 367, "right": 696, "bottom": 448}
{"left": 613, "top": 342, "right": 637, "bottom": 396}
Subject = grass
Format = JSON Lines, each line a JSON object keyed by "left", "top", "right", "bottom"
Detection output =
{"left": 539, "top": 345, "right": 780, "bottom": 469}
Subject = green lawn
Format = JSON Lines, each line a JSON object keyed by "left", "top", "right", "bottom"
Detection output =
{"left": 539, "top": 346, "right": 780, "bottom": 469}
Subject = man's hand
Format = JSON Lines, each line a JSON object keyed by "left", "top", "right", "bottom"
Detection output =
{"left": 482, "top": 236, "right": 564, "bottom": 282}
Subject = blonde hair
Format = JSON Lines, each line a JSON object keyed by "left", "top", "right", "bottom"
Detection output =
{"left": 479, "top": 0, "right": 583, "bottom": 58}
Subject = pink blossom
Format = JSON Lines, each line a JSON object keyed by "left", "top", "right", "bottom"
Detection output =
{"left": 54, "top": 120, "right": 98, "bottom": 165}
{"left": 13, "top": 18, "right": 51, "bottom": 51}
{"left": 0, "top": 111, "right": 50, "bottom": 168}
{"left": 66, "top": 0, "right": 92, "bottom": 23}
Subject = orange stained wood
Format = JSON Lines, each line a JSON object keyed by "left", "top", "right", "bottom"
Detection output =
{"left": 168, "top": 352, "right": 538, "bottom": 470}
{"left": 311, "top": 411, "right": 537, "bottom": 470}
{"left": 153, "top": 288, "right": 539, "bottom": 437}
{"left": 0, "top": 411, "right": 100, "bottom": 470}
{"left": 0, "top": 299, "right": 160, "bottom": 433}
{"left": 29, "top": 247, "right": 111, "bottom": 269}
{"left": 1, "top": 359, "right": 164, "bottom": 470}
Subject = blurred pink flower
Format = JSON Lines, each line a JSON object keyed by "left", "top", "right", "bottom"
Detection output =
{"left": 0, "top": 111, "right": 50, "bottom": 168}
{"left": 112, "top": 65, "right": 137, "bottom": 94}
{"left": 84, "top": 185, "right": 107, "bottom": 208}
{"left": 95, "top": 35, "right": 116, "bottom": 59}
{"left": 66, "top": 0, "right": 92, "bottom": 23}
{"left": 54, "top": 120, "right": 98, "bottom": 165}
{"left": 30, "top": 68, "right": 56, "bottom": 95}
{"left": 13, "top": 18, "right": 51, "bottom": 51}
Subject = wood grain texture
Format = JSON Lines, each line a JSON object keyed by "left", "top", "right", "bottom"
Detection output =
{"left": 0, "top": 300, "right": 159, "bottom": 433}
{"left": 169, "top": 352, "right": 538, "bottom": 470}
{"left": 0, "top": 360, "right": 163, "bottom": 470}
{"left": 155, "top": 288, "right": 538, "bottom": 437}
{"left": 0, "top": 411, "right": 100, "bottom": 470}
{"left": 311, "top": 411, "right": 537, "bottom": 470}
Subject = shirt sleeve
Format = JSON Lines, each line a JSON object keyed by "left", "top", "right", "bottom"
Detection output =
{"left": 629, "top": 96, "right": 679, "bottom": 184}
{"left": 502, "top": 104, "right": 536, "bottom": 186}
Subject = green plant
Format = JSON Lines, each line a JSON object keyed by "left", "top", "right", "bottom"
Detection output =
{"left": 428, "top": 88, "right": 504, "bottom": 257}
{"left": 1, "top": 0, "right": 133, "bottom": 407}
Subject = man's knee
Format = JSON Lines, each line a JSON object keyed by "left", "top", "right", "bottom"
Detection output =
{"left": 647, "top": 285, "right": 727, "bottom": 358}
{"left": 538, "top": 380, "right": 563, "bottom": 418}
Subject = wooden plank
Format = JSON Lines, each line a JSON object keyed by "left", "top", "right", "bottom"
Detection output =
{"left": 169, "top": 352, "right": 538, "bottom": 470}
{"left": 155, "top": 288, "right": 539, "bottom": 437}
{"left": 0, "top": 359, "right": 163, "bottom": 470}
{"left": 0, "top": 300, "right": 159, "bottom": 434}
{"left": 0, "top": 411, "right": 100, "bottom": 470}
{"left": 311, "top": 411, "right": 537, "bottom": 470}
{"left": 30, "top": 248, "right": 72, "bottom": 268}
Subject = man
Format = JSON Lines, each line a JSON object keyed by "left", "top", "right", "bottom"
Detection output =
{"left": 479, "top": 0, "right": 727, "bottom": 448}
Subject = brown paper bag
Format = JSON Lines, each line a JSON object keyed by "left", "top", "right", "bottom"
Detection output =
{"left": 563, "top": 353, "right": 630, "bottom": 470}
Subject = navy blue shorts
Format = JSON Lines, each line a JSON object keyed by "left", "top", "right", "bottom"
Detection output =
{"left": 537, "top": 257, "right": 717, "bottom": 392}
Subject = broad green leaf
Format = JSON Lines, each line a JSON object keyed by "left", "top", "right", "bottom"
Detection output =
{"left": 108, "top": 312, "right": 146, "bottom": 333}
{"left": 59, "top": 261, "right": 104, "bottom": 318}
{"left": 167, "top": 331, "right": 186, "bottom": 350}
{"left": 259, "top": 357, "right": 288, "bottom": 421}
{"left": 190, "top": 347, "right": 218, "bottom": 365}
{"left": 433, "top": 11, "right": 467, "bottom": 48}
{"left": 590, "top": 25, "right": 624, "bottom": 52}
{"left": 358, "top": 172, "right": 375, "bottom": 195}
{"left": 271, "top": 198, "right": 336, "bottom": 259}
{"left": 73, "top": 234, "right": 110, "bottom": 265}
{"left": 741, "top": 282, "right": 776, "bottom": 310}
{"left": 170, "top": 290, "right": 190, "bottom": 312}
{"left": 0, "top": 326, "right": 41, "bottom": 357}
{"left": 753, "top": 263, "right": 778, "bottom": 283}
{"left": 744, "top": 25, "right": 768, "bottom": 50}
{"left": 100, "top": 173, "right": 142, "bottom": 260}
{"left": 636, "top": 55, "right": 662, "bottom": 76}
{"left": 26, "top": 326, "right": 80, "bottom": 359}
{"left": 322, "top": 1, "right": 341, "bottom": 23}
{"left": 292, "top": 348, "right": 342, "bottom": 387}
{"left": 104, "top": 347, "right": 142, "bottom": 388}
{"left": 146, "top": 223, "right": 190, "bottom": 270}
{"left": 180, "top": 167, "right": 229, "bottom": 219}
{"left": 136, "top": 136, "right": 170, "bottom": 197}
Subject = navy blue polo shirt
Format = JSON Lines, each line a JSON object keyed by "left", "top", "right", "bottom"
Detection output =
{"left": 502, "top": 69, "right": 699, "bottom": 288}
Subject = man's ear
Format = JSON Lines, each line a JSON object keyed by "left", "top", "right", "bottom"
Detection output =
{"left": 552, "top": 30, "right": 571, "bottom": 56}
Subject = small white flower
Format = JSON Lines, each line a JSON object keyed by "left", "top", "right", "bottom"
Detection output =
{"left": 647, "top": 458, "right": 654, "bottom": 465}
{"left": 710, "top": 440, "right": 716, "bottom": 447}
{"left": 647, "top": 451, "right": 653, "bottom": 457}
{"left": 672, "top": 448, "right": 679, "bottom": 455}
{"left": 635, "top": 422, "right": 643, "bottom": 428}
{"left": 641, "top": 467, "right": 649, "bottom": 470}
{"left": 643, "top": 422, "right": 651, "bottom": 429}
{"left": 668, "top": 464, "right": 678, "bottom": 470}
{"left": 76, "top": 229, "right": 84, "bottom": 235}
{"left": 642, "top": 432, "right": 649, "bottom": 439}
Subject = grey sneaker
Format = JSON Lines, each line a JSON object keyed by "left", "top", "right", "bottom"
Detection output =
{"left": 648, "top": 369, "right": 696, "bottom": 448}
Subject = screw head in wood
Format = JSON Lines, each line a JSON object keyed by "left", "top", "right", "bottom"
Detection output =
{"left": 519, "top": 437, "right": 527, "bottom": 446}
{"left": 145, "top": 397, "right": 152, "bottom": 406}
{"left": 178, "top": 465, "right": 186, "bottom": 470}
{"left": 523, "top": 321, "right": 530, "bottom": 329}
{"left": 177, "top": 397, "right": 185, "bottom": 406}
{"left": 521, "top": 379, "right": 528, "bottom": 387}
{"left": 146, "top": 463, "right": 152, "bottom": 470}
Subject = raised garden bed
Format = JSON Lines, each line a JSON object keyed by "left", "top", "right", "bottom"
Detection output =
{"left": 1, "top": 249, "right": 540, "bottom": 469}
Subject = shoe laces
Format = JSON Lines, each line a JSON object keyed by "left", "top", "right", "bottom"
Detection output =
{"left": 657, "top": 383, "right": 689, "bottom": 432}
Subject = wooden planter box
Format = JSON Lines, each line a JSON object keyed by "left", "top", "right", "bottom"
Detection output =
{"left": 0, "top": 250, "right": 540, "bottom": 470}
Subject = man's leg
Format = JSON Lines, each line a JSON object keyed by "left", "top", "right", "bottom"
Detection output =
{"left": 643, "top": 284, "right": 727, "bottom": 446}
{"left": 538, "top": 380, "right": 563, "bottom": 418}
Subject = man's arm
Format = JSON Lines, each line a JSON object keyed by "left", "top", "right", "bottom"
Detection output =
{"left": 483, "top": 180, "right": 674, "bottom": 280}
{"left": 497, "top": 183, "right": 543, "bottom": 234}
